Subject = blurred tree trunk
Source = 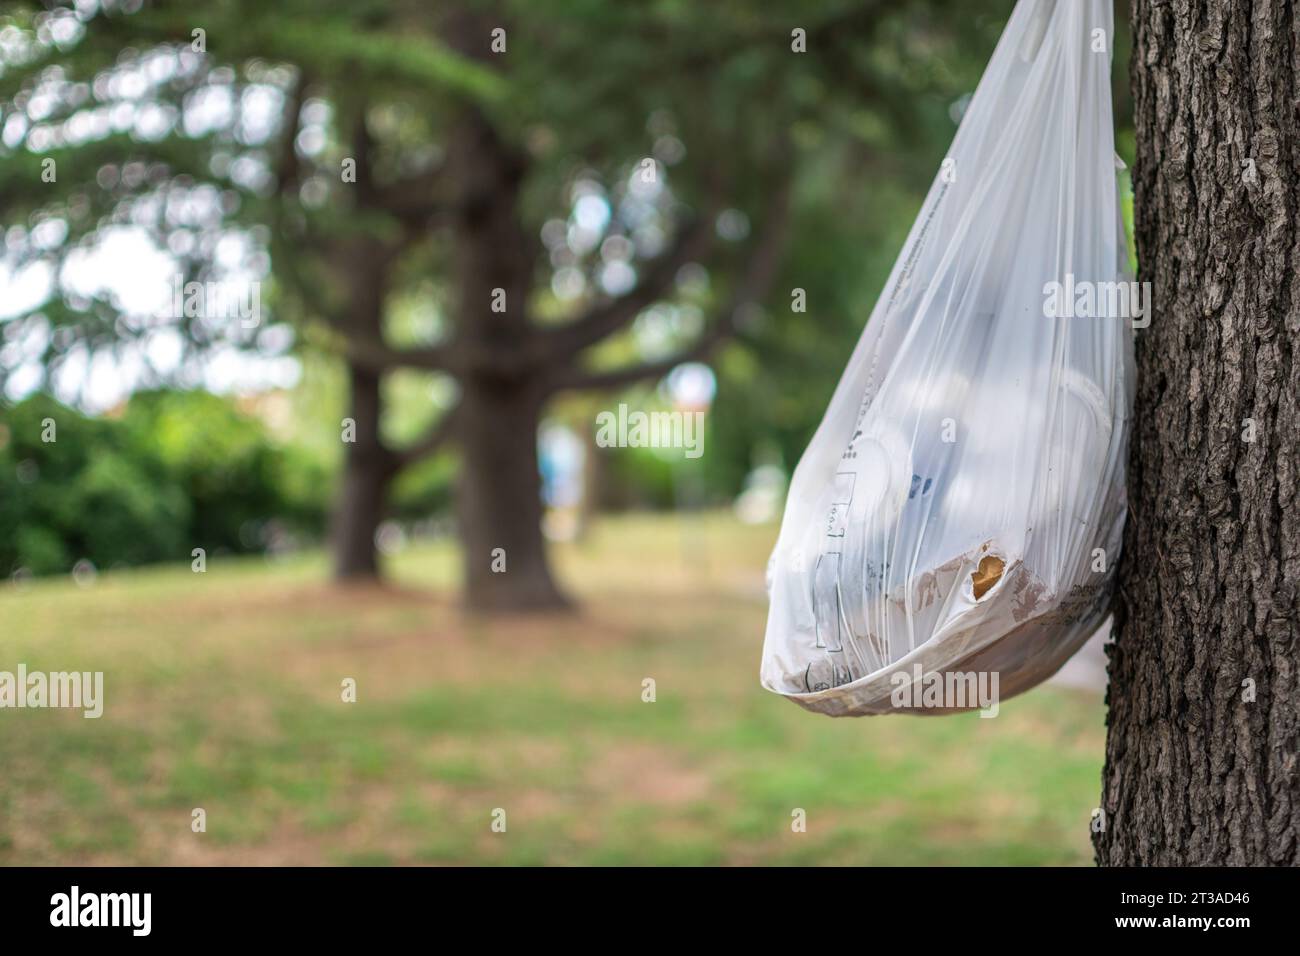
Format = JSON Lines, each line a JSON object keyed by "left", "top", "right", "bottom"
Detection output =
{"left": 331, "top": 240, "right": 396, "bottom": 581}
{"left": 332, "top": 363, "right": 393, "bottom": 579}
{"left": 456, "top": 383, "right": 564, "bottom": 610}
{"left": 1096, "top": 0, "right": 1300, "bottom": 865}
{"left": 448, "top": 108, "right": 568, "bottom": 611}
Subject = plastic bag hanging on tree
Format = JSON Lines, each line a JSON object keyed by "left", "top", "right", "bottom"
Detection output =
{"left": 760, "top": 0, "right": 1136, "bottom": 717}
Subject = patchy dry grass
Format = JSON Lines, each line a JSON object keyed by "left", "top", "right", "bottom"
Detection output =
{"left": 0, "top": 512, "right": 1104, "bottom": 865}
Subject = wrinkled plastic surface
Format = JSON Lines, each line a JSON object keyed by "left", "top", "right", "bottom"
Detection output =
{"left": 761, "top": 0, "right": 1134, "bottom": 716}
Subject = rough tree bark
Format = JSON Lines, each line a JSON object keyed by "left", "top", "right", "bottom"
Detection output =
{"left": 1095, "top": 0, "right": 1300, "bottom": 865}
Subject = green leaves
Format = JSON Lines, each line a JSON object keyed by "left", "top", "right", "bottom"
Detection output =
{"left": 0, "top": 390, "right": 328, "bottom": 577}
{"left": 250, "top": 21, "right": 506, "bottom": 104}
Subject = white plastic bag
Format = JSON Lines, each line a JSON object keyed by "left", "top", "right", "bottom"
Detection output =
{"left": 761, "top": 0, "right": 1135, "bottom": 717}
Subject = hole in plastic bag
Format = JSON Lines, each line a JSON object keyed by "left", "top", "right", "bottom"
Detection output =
{"left": 971, "top": 555, "right": 1005, "bottom": 600}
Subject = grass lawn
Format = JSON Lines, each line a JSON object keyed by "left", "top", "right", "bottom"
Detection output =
{"left": 0, "top": 512, "right": 1104, "bottom": 865}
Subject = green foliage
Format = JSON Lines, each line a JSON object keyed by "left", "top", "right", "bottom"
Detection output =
{"left": 0, "top": 390, "right": 327, "bottom": 577}
{"left": 389, "top": 452, "right": 455, "bottom": 522}
{"left": 601, "top": 445, "right": 677, "bottom": 510}
{"left": 71, "top": 446, "right": 191, "bottom": 568}
{"left": 124, "top": 389, "right": 330, "bottom": 552}
{"left": 0, "top": 394, "right": 186, "bottom": 574}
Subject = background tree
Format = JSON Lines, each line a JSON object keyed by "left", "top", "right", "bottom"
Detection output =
{"left": 1, "top": 0, "right": 1003, "bottom": 609}
{"left": 1096, "top": 0, "right": 1300, "bottom": 864}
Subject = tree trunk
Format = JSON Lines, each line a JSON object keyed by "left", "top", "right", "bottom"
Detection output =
{"left": 1096, "top": 0, "right": 1300, "bottom": 865}
{"left": 448, "top": 106, "right": 569, "bottom": 612}
{"left": 332, "top": 363, "right": 393, "bottom": 580}
{"left": 331, "top": 184, "right": 394, "bottom": 582}
{"left": 456, "top": 377, "right": 569, "bottom": 611}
